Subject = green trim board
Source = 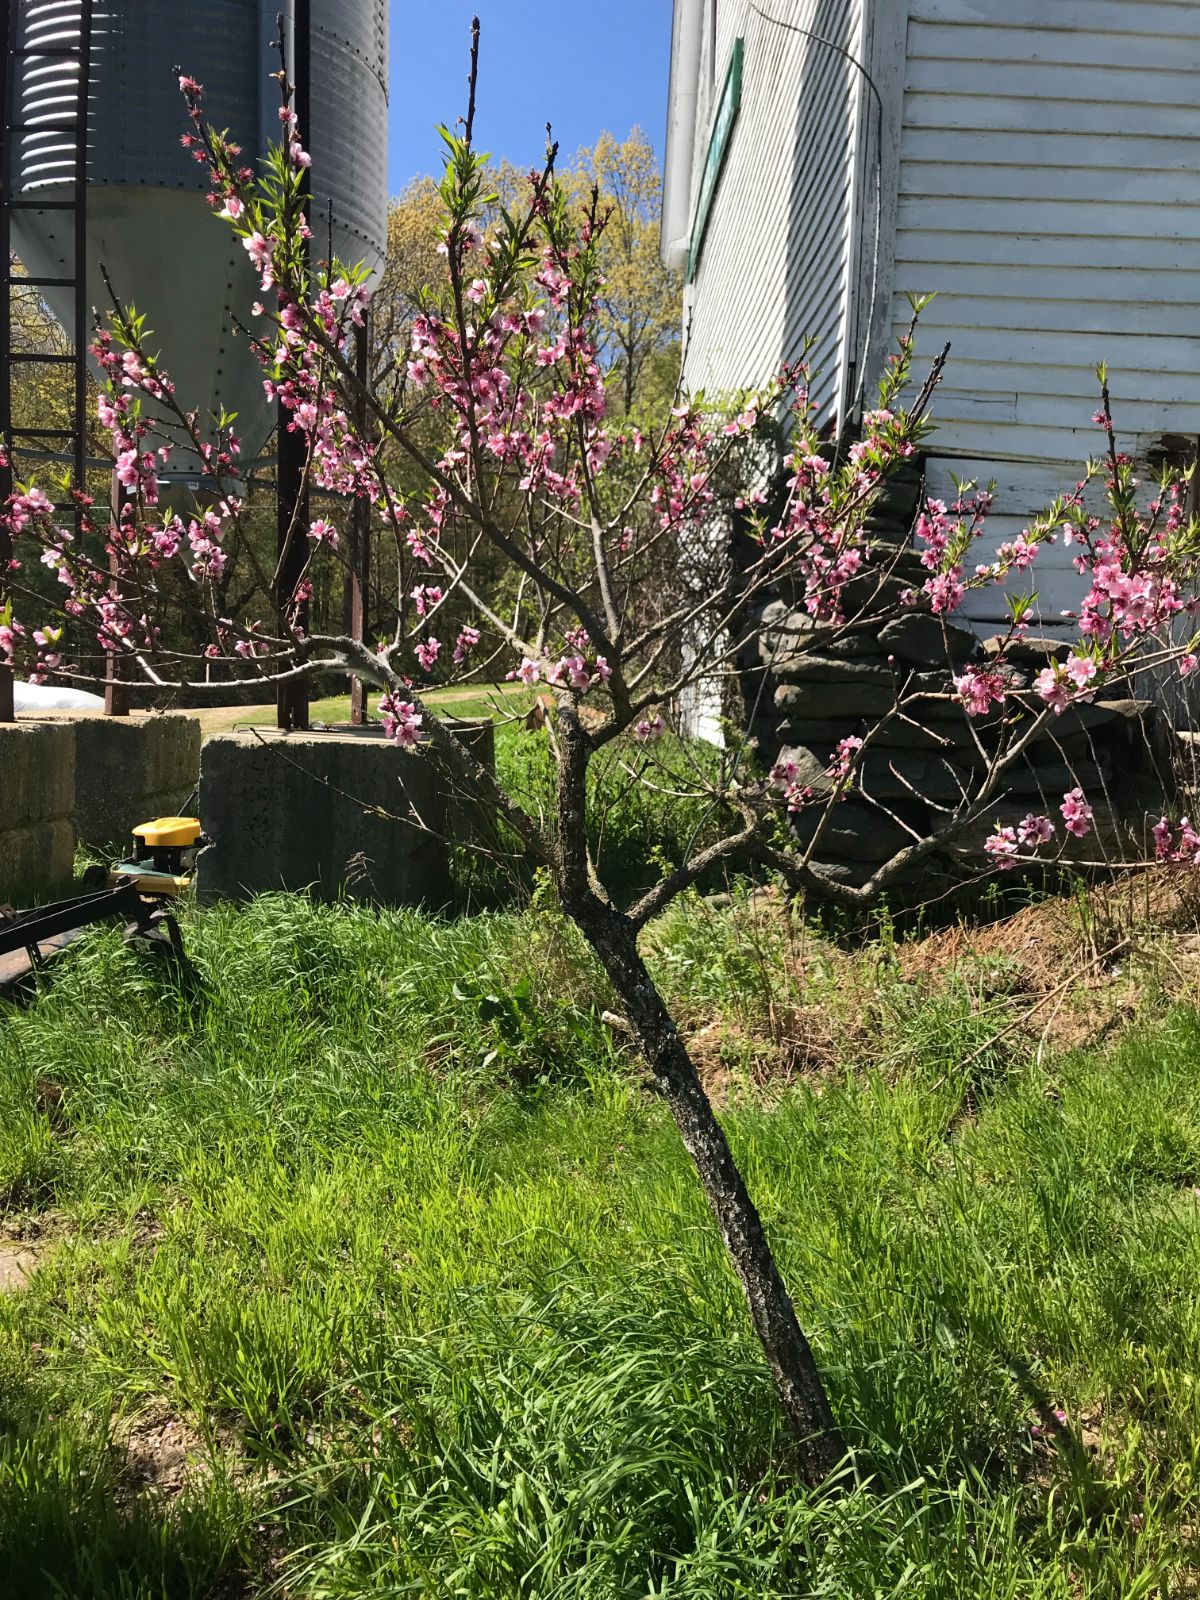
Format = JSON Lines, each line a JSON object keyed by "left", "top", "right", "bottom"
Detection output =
{"left": 687, "top": 36, "right": 744, "bottom": 283}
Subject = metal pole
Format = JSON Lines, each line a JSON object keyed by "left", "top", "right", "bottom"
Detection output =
{"left": 349, "top": 317, "right": 370, "bottom": 724}
{"left": 275, "top": 416, "right": 310, "bottom": 730}
{"left": 73, "top": 0, "right": 92, "bottom": 526}
{"left": 103, "top": 464, "right": 130, "bottom": 715}
{"left": 0, "top": 0, "right": 17, "bottom": 723}
{"left": 276, "top": 0, "right": 310, "bottom": 732}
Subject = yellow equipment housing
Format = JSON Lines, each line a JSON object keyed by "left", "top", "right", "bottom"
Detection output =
{"left": 131, "top": 817, "right": 202, "bottom": 850}
{"left": 107, "top": 816, "right": 202, "bottom": 897}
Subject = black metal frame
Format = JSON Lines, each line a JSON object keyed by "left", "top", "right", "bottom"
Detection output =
{"left": 2, "top": 0, "right": 94, "bottom": 722}
{"left": 0, "top": 880, "right": 186, "bottom": 987}
{"left": 0, "top": 881, "right": 142, "bottom": 960}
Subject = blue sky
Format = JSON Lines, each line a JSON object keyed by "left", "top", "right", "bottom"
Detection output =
{"left": 387, "top": 1, "right": 673, "bottom": 190}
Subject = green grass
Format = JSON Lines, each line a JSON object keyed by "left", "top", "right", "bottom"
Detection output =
{"left": 190, "top": 682, "right": 531, "bottom": 740}
{"left": 1, "top": 894, "right": 1199, "bottom": 1595}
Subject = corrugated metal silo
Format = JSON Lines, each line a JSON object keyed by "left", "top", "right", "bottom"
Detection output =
{"left": 8, "top": 0, "right": 388, "bottom": 469}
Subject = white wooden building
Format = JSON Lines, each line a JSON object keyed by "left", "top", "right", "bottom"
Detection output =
{"left": 662, "top": 0, "right": 1200, "bottom": 636}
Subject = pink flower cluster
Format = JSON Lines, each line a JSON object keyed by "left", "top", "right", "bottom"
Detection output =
{"left": 827, "top": 735, "right": 863, "bottom": 784}
{"left": 1152, "top": 815, "right": 1200, "bottom": 864}
{"left": 379, "top": 693, "right": 423, "bottom": 748}
{"left": 984, "top": 794, "right": 1091, "bottom": 869}
{"left": 634, "top": 713, "right": 666, "bottom": 742}
{"left": 770, "top": 754, "right": 814, "bottom": 814}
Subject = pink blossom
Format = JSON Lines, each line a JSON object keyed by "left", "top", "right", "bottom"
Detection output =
{"left": 1060, "top": 787, "right": 1093, "bottom": 838}
{"left": 379, "top": 694, "right": 422, "bottom": 748}
{"left": 466, "top": 279, "right": 487, "bottom": 304}
{"left": 1064, "top": 652, "right": 1097, "bottom": 691}
{"left": 635, "top": 713, "right": 666, "bottom": 742}
{"left": 1035, "top": 666, "right": 1070, "bottom": 714}
{"left": 1181, "top": 654, "right": 1198, "bottom": 677}
{"left": 827, "top": 735, "right": 863, "bottom": 782}
{"left": 415, "top": 637, "right": 440, "bottom": 672}
{"left": 953, "top": 667, "right": 1005, "bottom": 719}
{"left": 309, "top": 518, "right": 338, "bottom": 549}
{"left": 453, "top": 625, "right": 481, "bottom": 664}
{"left": 242, "top": 231, "right": 273, "bottom": 270}
{"left": 984, "top": 827, "right": 1019, "bottom": 869}
{"left": 926, "top": 569, "right": 965, "bottom": 614}
{"left": 1017, "top": 813, "right": 1054, "bottom": 847}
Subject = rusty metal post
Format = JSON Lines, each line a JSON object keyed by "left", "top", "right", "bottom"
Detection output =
{"left": 104, "top": 465, "right": 131, "bottom": 715}
{"left": 275, "top": 418, "right": 310, "bottom": 732}
{"left": 349, "top": 317, "right": 370, "bottom": 724}
{"left": 276, "top": 0, "right": 310, "bottom": 732}
{"left": 0, "top": 0, "right": 16, "bottom": 723}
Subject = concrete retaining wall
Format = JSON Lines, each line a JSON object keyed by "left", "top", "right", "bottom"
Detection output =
{"left": 73, "top": 712, "right": 200, "bottom": 846}
{"left": 28, "top": 710, "right": 201, "bottom": 848}
{"left": 195, "top": 720, "right": 496, "bottom": 909}
{"left": 0, "top": 721, "right": 76, "bottom": 901}
{"left": 0, "top": 711, "right": 201, "bottom": 903}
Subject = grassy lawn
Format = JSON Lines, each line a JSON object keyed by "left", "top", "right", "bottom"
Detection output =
{"left": 191, "top": 681, "right": 532, "bottom": 741}
{"left": 1, "top": 890, "right": 1199, "bottom": 1596}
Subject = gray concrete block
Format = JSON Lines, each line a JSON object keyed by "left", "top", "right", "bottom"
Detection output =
{"left": 28, "top": 710, "right": 201, "bottom": 847}
{"left": 0, "top": 721, "right": 76, "bottom": 900}
{"left": 195, "top": 722, "right": 496, "bottom": 908}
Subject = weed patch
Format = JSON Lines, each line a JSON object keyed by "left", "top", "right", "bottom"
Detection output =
{"left": 1, "top": 892, "right": 1199, "bottom": 1593}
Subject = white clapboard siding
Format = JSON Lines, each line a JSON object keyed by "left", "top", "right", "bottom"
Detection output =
{"left": 920, "top": 459, "right": 1102, "bottom": 637}
{"left": 683, "top": 0, "right": 864, "bottom": 420}
{"left": 891, "top": 0, "right": 1200, "bottom": 625}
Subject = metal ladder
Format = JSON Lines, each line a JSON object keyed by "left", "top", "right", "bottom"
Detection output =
{"left": 1, "top": 0, "right": 93, "bottom": 721}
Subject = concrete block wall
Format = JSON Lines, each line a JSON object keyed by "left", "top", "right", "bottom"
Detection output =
{"left": 60, "top": 711, "right": 201, "bottom": 846}
{"left": 196, "top": 721, "right": 497, "bottom": 910}
{"left": 0, "top": 721, "right": 76, "bottom": 901}
{"left": 0, "top": 711, "right": 202, "bottom": 904}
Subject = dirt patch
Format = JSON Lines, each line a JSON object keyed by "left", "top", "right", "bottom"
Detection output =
{"left": 686, "top": 1001, "right": 854, "bottom": 1108}
{"left": 678, "top": 869, "right": 1200, "bottom": 1091}
{"left": 0, "top": 1243, "right": 39, "bottom": 1293}
{"left": 900, "top": 898, "right": 1096, "bottom": 997}
{"left": 112, "top": 1402, "right": 281, "bottom": 1505}
{"left": 114, "top": 1410, "right": 212, "bottom": 1497}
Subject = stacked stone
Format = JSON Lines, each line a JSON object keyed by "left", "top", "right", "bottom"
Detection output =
{"left": 744, "top": 600, "right": 1157, "bottom": 891}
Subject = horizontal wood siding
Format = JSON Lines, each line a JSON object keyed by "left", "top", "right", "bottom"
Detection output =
{"left": 683, "top": 0, "right": 864, "bottom": 419}
{"left": 892, "top": 0, "right": 1200, "bottom": 626}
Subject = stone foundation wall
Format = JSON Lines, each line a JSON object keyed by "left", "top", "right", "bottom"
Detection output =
{"left": 743, "top": 600, "right": 1160, "bottom": 892}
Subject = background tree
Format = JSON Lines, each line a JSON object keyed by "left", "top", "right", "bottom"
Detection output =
{"left": 370, "top": 175, "right": 446, "bottom": 392}
{"left": 560, "top": 129, "right": 682, "bottom": 417}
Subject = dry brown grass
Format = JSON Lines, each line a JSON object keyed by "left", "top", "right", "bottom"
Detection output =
{"left": 676, "top": 867, "right": 1200, "bottom": 1099}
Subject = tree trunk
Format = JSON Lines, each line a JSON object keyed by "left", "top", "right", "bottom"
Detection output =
{"left": 574, "top": 896, "right": 848, "bottom": 1488}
